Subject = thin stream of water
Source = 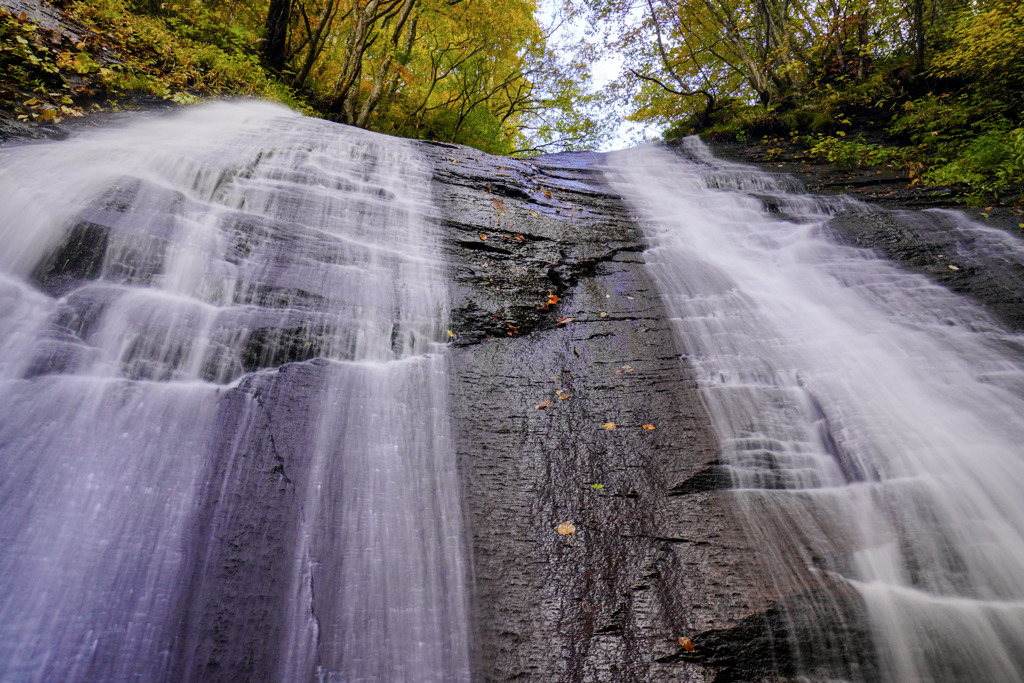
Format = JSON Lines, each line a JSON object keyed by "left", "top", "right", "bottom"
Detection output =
{"left": 608, "top": 139, "right": 1024, "bottom": 681}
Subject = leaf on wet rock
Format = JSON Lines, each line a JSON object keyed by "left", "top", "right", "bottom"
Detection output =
{"left": 479, "top": 233, "right": 487, "bottom": 240}
{"left": 537, "top": 399, "right": 553, "bottom": 409}
{"left": 559, "top": 393, "right": 571, "bottom": 400}
{"left": 492, "top": 197, "right": 506, "bottom": 213}
{"left": 602, "top": 422, "right": 617, "bottom": 430}
{"left": 642, "top": 424, "right": 656, "bottom": 430}
{"left": 556, "top": 521, "right": 576, "bottom": 535}
{"left": 543, "top": 190, "right": 552, "bottom": 199}
{"left": 948, "top": 265, "right": 960, "bottom": 271}
{"left": 447, "top": 330, "right": 455, "bottom": 338}
{"left": 600, "top": 312, "right": 607, "bottom": 318}
{"left": 514, "top": 233, "right": 525, "bottom": 242}
{"left": 590, "top": 483, "right": 604, "bottom": 490}
{"left": 678, "top": 636, "right": 695, "bottom": 652}
{"left": 529, "top": 210, "right": 539, "bottom": 217}
{"left": 614, "top": 365, "right": 634, "bottom": 375}
{"left": 542, "top": 291, "right": 559, "bottom": 310}
{"left": 556, "top": 317, "right": 575, "bottom": 324}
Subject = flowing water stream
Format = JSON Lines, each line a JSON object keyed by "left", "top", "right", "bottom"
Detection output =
{"left": 5, "top": 101, "right": 1024, "bottom": 682}
{"left": 0, "top": 101, "right": 470, "bottom": 681}
{"left": 608, "top": 139, "right": 1024, "bottom": 681}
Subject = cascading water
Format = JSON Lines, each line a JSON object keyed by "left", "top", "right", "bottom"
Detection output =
{"left": 608, "top": 139, "right": 1024, "bottom": 681}
{"left": 0, "top": 101, "right": 470, "bottom": 681}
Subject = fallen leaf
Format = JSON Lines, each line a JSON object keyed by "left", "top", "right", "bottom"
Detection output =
{"left": 556, "top": 317, "right": 575, "bottom": 324}
{"left": 529, "top": 210, "right": 539, "bottom": 217}
{"left": 556, "top": 521, "right": 576, "bottom": 535}
{"left": 602, "top": 422, "right": 617, "bottom": 431}
{"left": 507, "top": 322, "right": 519, "bottom": 334}
{"left": 486, "top": 183, "right": 492, "bottom": 192}
{"left": 492, "top": 197, "right": 506, "bottom": 213}
{"left": 559, "top": 393, "right": 572, "bottom": 400}
{"left": 678, "top": 636, "right": 695, "bottom": 652}
{"left": 543, "top": 190, "right": 552, "bottom": 199}
{"left": 642, "top": 424, "right": 655, "bottom": 430}
{"left": 590, "top": 483, "right": 604, "bottom": 490}
{"left": 537, "top": 400, "right": 553, "bottom": 409}
{"left": 514, "top": 233, "right": 525, "bottom": 242}
{"left": 479, "top": 233, "right": 487, "bottom": 240}
{"left": 447, "top": 330, "right": 455, "bottom": 338}
{"left": 600, "top": 312, "right": 607, "bottom": 318}
{"left": 948, "top": 265, "right": 960, "bottom": 271}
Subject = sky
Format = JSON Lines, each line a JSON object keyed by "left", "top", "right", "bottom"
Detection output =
{"left": 536, "top": 0, "right": 658, "bottom": 151}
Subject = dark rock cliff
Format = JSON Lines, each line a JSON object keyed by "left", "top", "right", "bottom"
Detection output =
{"left": 418, "top": 142, "right": 790, "bottom": 681}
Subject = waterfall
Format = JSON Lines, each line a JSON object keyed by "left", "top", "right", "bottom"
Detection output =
{"left": 0, "top": 101, "right": 470, "bottom": 681}
{"left": 607, "top": 139, "right": 1024, "bottom": 680}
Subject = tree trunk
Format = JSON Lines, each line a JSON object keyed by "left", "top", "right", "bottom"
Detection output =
{"left": 262, "top": 0, "right": 292, "bottom": 73}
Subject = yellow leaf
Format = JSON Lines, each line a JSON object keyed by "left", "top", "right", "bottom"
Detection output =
{"left": 678, "top": 636, "right": 695, "bottom": 652}
{"left": 948, "top": 265, "right": 960, "bottom": 271}
{"left": 559, "top": 393, "right": 571, "bottom": 400}
{"left": 600, "top": 312, "right": 607, "bottom": 318}
{"left": 602, "top": 422, "right": 617, "bottom": 430}
{"left": 529, "top": 210, "right": 539, "bottom": 217}
{"left": 447, "top": 330, "right": 455, "bottom": 338}
{"left": 556, "top": 521, "right": 576, "bottom": 535}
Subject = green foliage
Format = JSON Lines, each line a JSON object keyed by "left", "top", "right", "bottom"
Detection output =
{"left": 806, "top": 135, "right": 910, "bottom": 168}
{"left": 2, "top": 0, "right": 578, "bottom": 154}
{"left": 924, "top": 124, "right": 1024, "bottom": 195}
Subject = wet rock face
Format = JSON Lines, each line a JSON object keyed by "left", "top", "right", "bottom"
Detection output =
{"left": 825, "top": 206, "right": 1024, "bottom": 332}
{"left": 419, "top": 142, "right": 784, "bottom": 681}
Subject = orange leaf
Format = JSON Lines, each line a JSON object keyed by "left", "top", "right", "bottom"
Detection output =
{"left": 559, "top": 393, "right": 571, "bottom": 400}
{"left": 642, "top": 424, "right": 655, "bottom": 430}
{"left": 547, "top": 291, "right": 559, "bottom": 306}
{"left": 514, "top": 233, "right": 525, "bottom": 242}
{"left": 537, "top": 400, "right": 553, "bottom": 409}
{"left": 556, "top": 521, "right": 576, "bottom": 535}
{"left": 492, "top": 198, "right": 506, "bottom": 213}
{"left": 678, "top": 636, "right": 695, "bottom": 652}
{"left": 507, "top": 322, "right": 519, "bottom": 334}
{"left": 543, "top": 190, "right": 552, "bottom": 198}
{"left": 479, "top": 233, "right": 487, "bottom": 240}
